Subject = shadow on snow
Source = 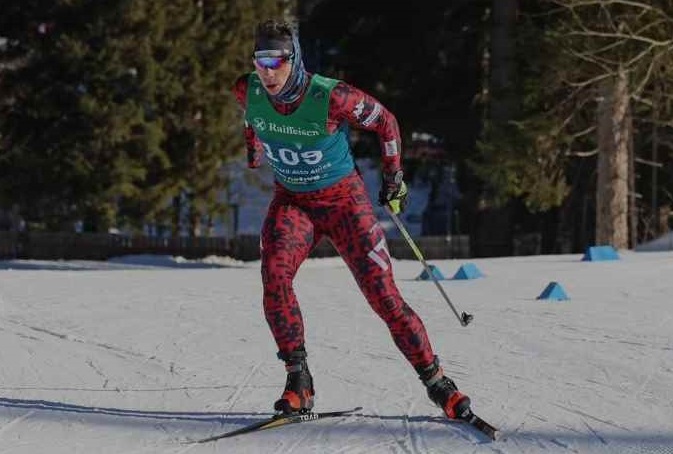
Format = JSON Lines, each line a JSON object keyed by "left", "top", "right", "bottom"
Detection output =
{"left": 2, "top": 397, "right": 672, "bottom": 449}
{"left": 0, "top": 396, "right": 270, "bottom": 429}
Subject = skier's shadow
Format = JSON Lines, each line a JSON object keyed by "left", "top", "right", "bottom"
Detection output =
{"left": 1, "top": 397, "right": 492, "bottom": 442}
{"left": 0, "top": 396, "right": 271, "bottom": 431}
{"left": 0, "top": 397, "right": 468, "bottom": 428}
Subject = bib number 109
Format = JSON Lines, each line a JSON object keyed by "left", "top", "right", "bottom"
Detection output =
{"left": 263, "top": 143, "right": 323, "bottom": 166}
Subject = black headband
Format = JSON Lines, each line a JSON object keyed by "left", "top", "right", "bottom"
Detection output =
{"left": 254, "top": 36, "right": 293, "bottom": 56}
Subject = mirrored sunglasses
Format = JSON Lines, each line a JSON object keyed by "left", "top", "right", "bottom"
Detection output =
{"left": 253, "top": 55, "right": 291, "bottom": 70}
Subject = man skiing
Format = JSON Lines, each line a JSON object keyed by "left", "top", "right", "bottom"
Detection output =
{"left": 231, "top": 19, "right": 472, "bottom": 422}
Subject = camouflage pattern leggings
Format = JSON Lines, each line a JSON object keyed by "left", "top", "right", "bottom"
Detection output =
{"left": 261, "top": 171, "right": 436, "bottom": 369}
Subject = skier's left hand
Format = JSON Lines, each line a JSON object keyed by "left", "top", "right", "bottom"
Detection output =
{"left": 378, "top": 170, "right": 408, "bottom": 214}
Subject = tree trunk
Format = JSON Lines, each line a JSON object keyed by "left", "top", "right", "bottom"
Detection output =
{"left": 489, "top": 0, "right": 518, "bottom": 124}
{"left": 596, "top": 70, "right": 630, "bottom": 249}
{"left": 472, "top": 0, "right": 519, "bottom": 258}
{"left": 172, "top": 195, "right": 181, "bottom": 237}
{"left": 628, "top": 108, "right": 636, "bottom": 249}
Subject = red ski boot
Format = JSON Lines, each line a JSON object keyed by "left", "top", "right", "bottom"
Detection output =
{"left": 274, "top": 348, "right": 315, "bottom": 414}
{"left": 417, "top": 356, "right": 472, "bottom": 420}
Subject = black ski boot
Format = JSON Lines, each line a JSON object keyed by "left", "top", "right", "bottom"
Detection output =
{"left": 417, "top": 356, "right": 472, "bottom": 420}
{"left": 274, "top": 348, "right": 315, "bottom": 414}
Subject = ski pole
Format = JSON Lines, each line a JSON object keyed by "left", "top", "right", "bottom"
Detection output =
{"left": 385, "top": 206, "right": 473, "bottom": 327}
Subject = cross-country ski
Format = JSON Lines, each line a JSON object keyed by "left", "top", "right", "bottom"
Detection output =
{"left": 190, "top": 407, "right": 362, "bottom": 443}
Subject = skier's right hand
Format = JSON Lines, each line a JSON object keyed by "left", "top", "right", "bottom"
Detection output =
{"left": 378, "top": 170, "right": 408, "bottom": 214}
{"left": 246, "top": 139, "right": 263, "bottom": 168}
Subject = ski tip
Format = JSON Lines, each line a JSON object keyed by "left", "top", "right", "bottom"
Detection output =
{"left": 483, "top": 426, "right": 500, "bottom": 442}
{"left": 485, "top": 428, "right": 500, "bottom": 442}
{"left": 480, "top": 425, "right": 499, "bottom": 441}
{"left": 464, "top": 412, "right": 499, "bottom": 442}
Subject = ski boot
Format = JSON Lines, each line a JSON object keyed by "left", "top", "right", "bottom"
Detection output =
{"left": 417, "top": 356, "right": 472, "bottom": 420}
{"left": 274, "top": 348, "right": 315, "bottom": 414}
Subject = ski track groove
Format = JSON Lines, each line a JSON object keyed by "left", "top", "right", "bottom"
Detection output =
{"left": 552, "top": 403, "right": 631, "bottom": 432}
{"left": 400, "top": 414, "right": 416, "bottom": 454}
{"left": 224, "top": 361, "right": 263, "bottom": 411}
{"left": 583, "top": 420, "right": 607, "bottom": 445}
{"left": 327, "top": 412, "right": 372, "bottom": 454}
{"left": 0, "top": 410, "right": 35, "bottom": 440}
{"left": 508, "top": 423, "right": 528, "bottom": 454}
{"left": 412, "top": 414, "right": 430, "bottom": 454}
{"left": 0, "top": 326, "right": 40, "bottom": 342}
{"left": 549, "top": 437, "right": 580, "bottom": 453}
{"left": 370, "top": 401, "right": 414, "bottom": 454}
{"left": 311, "top": 409, "right": 348, "bottom": 450}
{"left": 401, "top": 385, "right": 424, "bottom": 454}
{"left": 331, "top": 414, "right": 362, "bottom": 453}
{"left": 5, "top": 318, "right": 172, "bottom": 373}
{"left": 17, "top": 344, "right": 48, "bottom": 393}
{"left": 151, "top": 302, "right": 188, "bottom": 380}
{"left": 632, "top": 313, "right": 673, "bottom": 400}
{"left": 85, "top": 358, "right": 109, "bottom": 387}
{"left": 275, "top": 424, "right": 312, "bottom": 454}
{"left": 396, "top": 385, "right": 420, "bottom": 454}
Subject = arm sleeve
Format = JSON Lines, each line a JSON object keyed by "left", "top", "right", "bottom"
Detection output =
{"left": 232, "top": 74, "right": 263, "bottom": 169}
{"left": 329, "top": 81, "right": 402, "bottom": 175}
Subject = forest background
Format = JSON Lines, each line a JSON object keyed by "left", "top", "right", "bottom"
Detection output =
{"left": 1, "top": 0, "right": 672, "bottom": 257}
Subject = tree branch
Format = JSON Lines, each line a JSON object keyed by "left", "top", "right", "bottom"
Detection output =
{"left": 563, "top": 71, "right": 612, "bottom": 89}
{"left": 632, "top": 51, "right": 662, "bottom": 96}
{"left": 566, "top": 30, "right": 673, "bottom": 48}
{"left": 571, "top": 125, "right": 596, "bottom": 138}
{"left": 566, "top": 148, "right": 598, "bottom": 157}
{"left": 561, "top": 46, "right": 613, "bottom": 73}
{"left": 635, "top": 157, "right": 663, "bottom": 168}
{"left": 551, "top": 0, "right": 673, "bottom": 23}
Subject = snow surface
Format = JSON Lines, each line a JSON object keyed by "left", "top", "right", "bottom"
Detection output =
{"left": 1, "top": 250, "right": 673, "bottom": 453}
{"left": 636, "top": 232, "right": 673, "bottom": 252}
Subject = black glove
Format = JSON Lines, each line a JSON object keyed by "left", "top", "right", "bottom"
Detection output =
{"left": 378, "top": 170, "right": 408, "bottom": 214}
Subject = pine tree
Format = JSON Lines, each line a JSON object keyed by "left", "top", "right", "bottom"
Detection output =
{"left": 0, "top": 0, "right": 167, "bottom": 231}
{"left": 1, "top": 0, "right": 295, "bottom": 234}
{"left": 119, "top": 0, "right": 293, "bottom": 236}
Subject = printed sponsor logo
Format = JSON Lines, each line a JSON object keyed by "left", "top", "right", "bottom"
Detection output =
{"left": 362, "top": 103, "right": 381, "bottom": 127}
{"left": 253, "top": 117, "right": 267, "bottom": 131}
{"left": 384, "top": 140, "right": 398, "bottom": 157}
{"left": 252, "top": 118, "right": 320, "bottom": 137}
{"left": 353, "top": 98, "right": 365, "bottom": 119}
{"left": 299, "top": 413, "right": 320, "bottom": 421}
{"left": 268, "top": 122, "right": 320, "bottom": 137}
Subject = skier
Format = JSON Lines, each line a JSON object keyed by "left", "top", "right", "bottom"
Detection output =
{"left": 231, "top": 19, "right": 472, "bottom": 422}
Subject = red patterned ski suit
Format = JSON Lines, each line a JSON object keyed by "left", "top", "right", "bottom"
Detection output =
{"left": 232, "top": 74, "right": 436, "bottom": 369}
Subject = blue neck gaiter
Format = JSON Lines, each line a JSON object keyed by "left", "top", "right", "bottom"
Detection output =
{"left": 270, "top": 31, "right": 308, "bottom": 105}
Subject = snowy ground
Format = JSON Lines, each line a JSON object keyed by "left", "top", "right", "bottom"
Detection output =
{"left": 1, "top": 250, "right": 672, "bottom": 453}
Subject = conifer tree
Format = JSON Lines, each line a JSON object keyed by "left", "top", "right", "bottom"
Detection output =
{"left": 472, "top": 1, "right": 673, "bottom": 249}
{"left": 1, "top": 0, "right": 294, "bottom": 234}
{"left": 119, "top": 0, "right": 292, "bottom": 236}
{"left": 0, "top": 0, "right": 166, "bottom": 231}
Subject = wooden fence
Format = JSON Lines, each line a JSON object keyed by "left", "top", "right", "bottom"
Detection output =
{"left": 0, "top": 232, "right": 471, "bottom": 262}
